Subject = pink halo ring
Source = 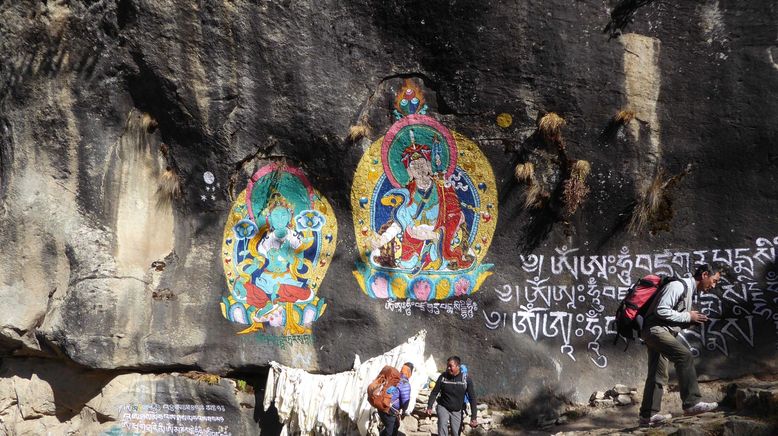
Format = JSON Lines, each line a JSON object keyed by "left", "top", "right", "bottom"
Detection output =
{"left": 245, "top": 162, "right": 315, "bottom": 222}
{"left": 380, "top": 114, "right": 457, "bottom": 188}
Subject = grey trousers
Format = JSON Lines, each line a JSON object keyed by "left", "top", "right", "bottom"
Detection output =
{"left": 436, "top": 404, "right": 463, "bottom": 436}
{"left": 639, "top": 327, "right": 702, "bottom": 417}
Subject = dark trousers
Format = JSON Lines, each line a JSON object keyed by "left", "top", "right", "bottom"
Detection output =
{"left": 639, "top": 327, "right": 702, "bottom": 417}
{"left": 378, "top": 410, "right": 399, "bottom": 436}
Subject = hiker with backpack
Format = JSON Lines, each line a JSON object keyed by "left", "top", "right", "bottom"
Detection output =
{"left": 632, "top": 263, "right": 722, "bottom": 427}
{"left": 397, "top": 362, "right": 414, "bottom": 414}
{"left": 367, "top": 363, "right": 414, "bottom": 436}
{"left": 425, "top": 356, "right": 478, "bottom": 436}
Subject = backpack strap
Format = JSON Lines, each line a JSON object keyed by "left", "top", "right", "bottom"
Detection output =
{"left": 672, "top": 278, "right": 691, "bottom": 312}
{"left": 657, "top": 276, "right": 688, "bottom": 307}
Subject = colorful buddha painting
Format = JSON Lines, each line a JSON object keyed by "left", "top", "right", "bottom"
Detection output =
{"left": 220, "top": 162, "right": 337, "bottom": 335}
{"left": 352, "top": 80, "right": 497, "bottom": 301}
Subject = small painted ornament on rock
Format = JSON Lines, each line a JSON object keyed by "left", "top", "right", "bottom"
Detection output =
{"left": 200, "top": 171, "right": 220, "bottom": 202}
{"left": 393, "top": 79, "right": 428, "bottom": 119}
{"left": 220, "top": 162, "right": 337, "bottom": 336}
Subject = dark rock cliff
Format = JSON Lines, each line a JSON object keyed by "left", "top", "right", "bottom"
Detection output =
{"left": 1, "top": 0, "right": 777, "bottom": 433}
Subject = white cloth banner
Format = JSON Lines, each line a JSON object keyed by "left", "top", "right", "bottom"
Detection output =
{"left": 263, "top": 331, "right": 430, "bottom": 435}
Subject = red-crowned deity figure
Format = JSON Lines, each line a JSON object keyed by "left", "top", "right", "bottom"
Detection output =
{"left": 372, "top": 138, "right": 474, "bottom": 272}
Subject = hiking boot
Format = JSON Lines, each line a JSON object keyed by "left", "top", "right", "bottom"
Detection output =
{"left": 639, "top": 413, "right": 672, "bottom": 427}
{"left": 683, "top": 401, "right": 718, "bottom": 416}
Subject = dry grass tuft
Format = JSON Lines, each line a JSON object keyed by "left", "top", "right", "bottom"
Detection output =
{"left": 141, "top": 112, "right": 158, "bottom": 133}
{"left": 562, "top": 160, "right": 592, "bottom": 217}
{"left": 515, "top": 162, "right": 547, "bottom": 209}
{"left": 538, "top": 112, "right": 565, "bottom": 144}
{"left": 571, "top": 160, "right": 591, "bottom": 179}
{"left": 159, "top": 143, "right": 169, "bottom": 158}
{"left": 182, "top": 371, "right": 221, "bottom": 385}
{"left": 348, "top": 123, "right": 371, "bottom": 142}
{"left": 514, "top": 162, "right": 535, "bottom": 183}
{"left": 614, "top": 109, "right": 635, "bottom": 125}
{"left": 156, "top": 168, "right": 182, "bottom": 208}
{"left": 121, "top": 110, "right": 152, "bottom": 153}
{"left": 629, "top": 165, "right": 692, "bottom": 234}
{"left": 629, "top": 170, "right": 667, "bottom": 234}
{"left": 524, "top": 182, "right": 546, "bottom": 209}
{"left": 629, "top": 169, "right": 668, "bottom": 233}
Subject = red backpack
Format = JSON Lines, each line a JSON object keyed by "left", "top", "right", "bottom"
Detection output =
{"left": 612, "top": 275, "right": 680, "bottom": 349}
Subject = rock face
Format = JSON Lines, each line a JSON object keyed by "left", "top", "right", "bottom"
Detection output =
{"left": 1, "top": 0, "right": 778, "bottom": 433}
{"left": 0, "top": 358, "right": 259, "bottom": 435}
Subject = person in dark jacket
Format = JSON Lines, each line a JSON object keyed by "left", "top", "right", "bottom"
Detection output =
{"left": 425, "top": 356, "right": 477, "bottom": 436}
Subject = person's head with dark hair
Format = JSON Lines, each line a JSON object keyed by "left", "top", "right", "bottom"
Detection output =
{"left": 401, "top": 362, "right": 414, "bottom": 378}
{"left": 446, "top": 356, "right": 461, "bottom": 376}
{"left": 692, "top": 263, "right": 722, "bottom": 292}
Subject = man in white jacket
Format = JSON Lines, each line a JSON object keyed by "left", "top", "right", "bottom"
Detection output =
{"left": 638, "top": 263, "right": 722, "bottom": 428}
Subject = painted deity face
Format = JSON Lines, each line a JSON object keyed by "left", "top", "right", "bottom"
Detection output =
{"left": 407, "top": 157, "right": 433, "bottom": 187}
{"left": 269, "top": 207, "right": 292, "bottom": 238}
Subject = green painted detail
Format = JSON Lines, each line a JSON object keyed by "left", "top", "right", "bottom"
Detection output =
{"left": 250, "top": 170, "right": 310, "bottom": 215}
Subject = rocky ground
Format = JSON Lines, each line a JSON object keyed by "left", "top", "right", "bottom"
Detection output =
{"left": 2, "top": 358, "right": 777, "bottom": 435}
{"left": 389, "top": 376, "right": 778, "bottom": 436}
{"left": 0, "top": 358, "right": 262, "bottom": 435}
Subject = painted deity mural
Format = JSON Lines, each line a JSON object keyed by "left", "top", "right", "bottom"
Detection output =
{"left": 352, "top": 81, "right": 498, "bottom": 300}
{"left": 220, "top": 163, "right": 337, "bottom": 335}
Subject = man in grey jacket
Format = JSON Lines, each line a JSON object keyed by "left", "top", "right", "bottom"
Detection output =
{"left": 638, "top": 263, "right": 722, "bottom": 428}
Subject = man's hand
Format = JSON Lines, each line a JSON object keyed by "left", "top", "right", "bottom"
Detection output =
{"left": 469, "top": 418, "right": 478, "bottom": 428}
{"left": 425, "top": 408, "right": 433, "bottom": 415}
{"left": 690, "top": 311, "right": 709, "bottom": 323}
